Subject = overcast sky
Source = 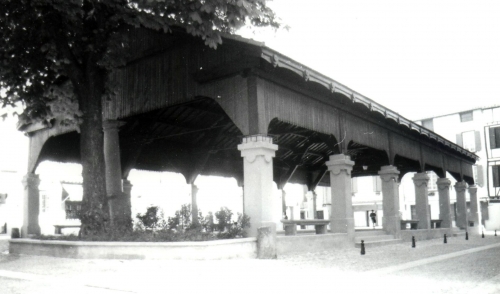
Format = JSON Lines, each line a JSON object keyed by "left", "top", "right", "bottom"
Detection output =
{"left": 240, "top": 0, "right": 500, "bottom": 120}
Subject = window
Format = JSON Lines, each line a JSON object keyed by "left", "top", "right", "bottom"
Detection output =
{"left": 457, "top": 131, "right": 481, "bottom": 152}
{"left": 462, "top": 131, "right": 476, "bottom": 152}
{"left": 474, "top": 165, "right": 484, "bottom": 187}
{"left": 0, "top": 193, "right": 7, "bottom": 204}
{"left": 421, "top": 119, "right": 434, "bottom": 131}
{"left": 460, "top": 111, "right": 473, "bottom": 122}
{"left": 489, "top": 127, "right": 500, "bottom": 149}
{"left": 427, "top": 172, "right": 437, "bottom": 192}
{"left": 493, "top": 165, "right": 500, "bottom": 188}
{"left": 40, "top": 193, "right": 48, "bottom": 213}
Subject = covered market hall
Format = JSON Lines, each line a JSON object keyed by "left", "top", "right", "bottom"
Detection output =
{"left": 19, "top": 28, "right": 479, "bottom": 256}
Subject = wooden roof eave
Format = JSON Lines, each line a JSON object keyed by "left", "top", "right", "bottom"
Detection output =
{"left": 259, "top": 47, "right": 479, "bottom": 163}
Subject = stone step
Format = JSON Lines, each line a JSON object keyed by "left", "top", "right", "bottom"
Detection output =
{"left": 354, "top": 234, "right": 395, "bottom": 242}
{"left": 452, "top": 228, "right": 466, "bottom": 237}
{"left": 354, "top": 229, "right": 388, "bottom": 236}
{"left": 355, "top": 238, "right": 403, "bottom": 248}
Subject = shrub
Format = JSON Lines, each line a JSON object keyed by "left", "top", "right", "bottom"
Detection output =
{"left": 36, "top": 204, "right": 251, "bottom": 242}
{"left": 136, "top": 206, "right": 166, "bottom": 231}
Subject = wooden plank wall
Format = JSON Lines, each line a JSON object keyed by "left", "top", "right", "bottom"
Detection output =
{"left": 344, "top": 113, "right": 389, "bottom": 151}
{"left": 258, "top": 78, "right": 340, "bottom": 139}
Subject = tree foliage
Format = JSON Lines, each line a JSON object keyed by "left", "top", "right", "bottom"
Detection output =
{"left": 0, "top": 0, "right": 279, "bottom": 235}
{"left": 0, "top": 0, "right": 279, "bottom": 124}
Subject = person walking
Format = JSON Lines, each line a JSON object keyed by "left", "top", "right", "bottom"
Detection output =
{"left": 370, "top": 210, "right": 377, "bottom": 229}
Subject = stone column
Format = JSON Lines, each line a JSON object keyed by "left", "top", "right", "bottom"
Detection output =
{"left": 437, "top": 178, "right": 452, "bottom": 228}
{"left": 326, "top": 154, "right": 355, "bottom": 238}
{"left": 22, "top": 173, "right": 41, "bottom": 237}
{"left": 379, "top": 165, "right": 401, "bottom": 236}
{"left": 413, "top": 172, "right": 430, "bottom": 229}
{"left": 468, "top": 185, "right": 479, "bottom": 233}
{"left": 191, "top": 184, "right": 199, "bottom": 225}
{"left": 238, "top": 135, "right": 278, "bottom": 237}
{"left": 281, "top": 190, "right": 287, "bottom": 218}
{"left": 455, "top": 181, "right": 468, "bottom": 229}
{"left": 312, "top": 191, "right": 318, "bottom": 219}
{"left": 103, "top": 120, "right": 126, "bottom": 224}
{"left": 122, "top": 179, "right": 133, "bottom": 222}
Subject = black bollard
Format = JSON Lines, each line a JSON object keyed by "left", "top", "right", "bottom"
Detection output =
{"left": 495, "top": 230, "right": 497, "bottom": 237}
{"left": 466, "top": 231, "right": 469, "bottom": 240}
{"left": 482, "top": 230, "right": 485, "bottom": 238}
{"left": 361, "top": 240, "right": 365, "bottom": 255}
{"left": 444, "top": 234, "right": 447, "bottom": 244}
{"left": 412, "top": 236, "right": 416, "bottom": 248}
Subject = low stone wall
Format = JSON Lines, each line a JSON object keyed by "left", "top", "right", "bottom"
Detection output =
{"left": 399, "top": 228, "right": 455, "bottom": 242}
{"left": 9, "top": 238, "right": 257, "bottom": 260}
{"left": 277, "top": 233, "right": 349, "bottom": 255}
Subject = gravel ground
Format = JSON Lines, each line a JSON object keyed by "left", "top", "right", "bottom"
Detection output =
{"left": 1, "top": 234, "right": 500, "bottom": 294}
{"left": 278, "top": 234, "right": 500, "bottom": 272}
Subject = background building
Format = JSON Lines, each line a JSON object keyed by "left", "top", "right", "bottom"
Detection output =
{"left": 416, "top": 105, "right": 500, "bottom": 229}
{"left": 0, "top": 106, "right": 28, "bottom": 236}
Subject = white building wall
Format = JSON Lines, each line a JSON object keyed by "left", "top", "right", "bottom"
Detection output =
{"left": 0, "top": 106, "right": 29, "bottom": 235}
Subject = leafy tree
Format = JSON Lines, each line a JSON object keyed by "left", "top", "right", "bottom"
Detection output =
{"left": 136, "top": 205, "right": 166, "bottom": 231}
{"left": 0, "top": 0, "right": 279, "bottom": 235}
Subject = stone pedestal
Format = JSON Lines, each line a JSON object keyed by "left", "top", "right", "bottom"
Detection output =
{"left": 455, "top": 181, "right": 468, "bottom": 229}
{"left": 191, "top": 184, "right": 199, "bottom": 224}
{"left": 468, "top": 185, "right": 479, "bottom": 233}
{"left": 238, "top": 135, "right": 278, "bottom": 237}
{"left": 122, "top": 179, "right": 133, "bottom": 222}
{"left": 103, "top": 120, "right": 126, "bottom": 225}
{"left": 379, "top": 165, "right": 401, "bottom": 236}
{"left": 257, "top": 222, "right": 277, "bottom": 259}
{"left": 22, "top": 173, "right": 41, "bottom": 237}
{"left": 437, "top": 178, "right": 452, "bottom": 229}
{"left": 413, "top": 172, "right": 430, "bottom": 229}
{"left": 326, "top": 154, "right": 355, "bottom": 239}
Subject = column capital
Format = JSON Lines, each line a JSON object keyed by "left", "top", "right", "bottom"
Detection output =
{"left": 122, "top": 179, "right": 133, "bottom": 191}
{"left": 437, "top": 178, "right": 451, "bottom": 191}
{"left": 22, "top": 173, "right": 40, "bottom": 188}
{"left": 238, "top": 135, "right": 278, "bottom": 163}
{"left": 468, "top": 185, "right": 478, "bottom": 194}
{"left": 102, "top": 120, "right": 126, "bottom": 131}
{"left": 412, "top": 172, "right": 429, "bottom": 187}
{"left": 454, "top": 181, "right": 467, "bottom": 193}
{"left": 326, "top": 154, "right": 354, "bottom": 176}
{"left": 378, "top": 165, "right": 400, "bottom": 182}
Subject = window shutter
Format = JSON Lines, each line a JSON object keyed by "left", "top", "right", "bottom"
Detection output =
{"left": 490, "top": 128, "right": 496, "bottom": 149}
{"left": 474, "top": 131, "right": 481, "bottom": 152}
{"left": 373, "top": 176, "right": 381, "bottom": 193}
{"left": 456, "top": 134, "right": 463, "bottom": 147}
{"left": 493, "top": 166, "right": 500, "bottom": 188}
{"left": 351, "top": 178, "right": 358, "bottom": 194}
{"left": 496, "top": 127, "right": 500, "bottom": 148}
{"left": 477, "top": 165, "right": 484, "bottom": 187}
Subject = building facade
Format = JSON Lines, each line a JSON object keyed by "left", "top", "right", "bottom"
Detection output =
{"left": 416, "top": 105, "right": 500, "bottom": 230}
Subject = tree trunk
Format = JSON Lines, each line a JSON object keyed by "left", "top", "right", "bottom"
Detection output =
{"left": 75, "top": 63, "right": 109, "bottom": 236}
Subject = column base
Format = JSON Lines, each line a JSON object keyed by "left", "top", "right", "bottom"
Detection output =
{"left": 108, "top": 193, "right": 132, "bottom": 229}
{"left": 257, "top": 222, "right": 277, "bottom": 259}
{"left": 330, "top": 217, "right": 354, "bottom": 238}
{"left": 21, "top": 225, "right": 40, "bottom": 238}
{"left": 383, "top": 215, "right": 401, "bottom": 237}
{"left": 438, "top": 214, "right": 452, "bottom": 229}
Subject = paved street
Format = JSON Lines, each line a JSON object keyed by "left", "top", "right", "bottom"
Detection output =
{"left": 1, "top": 234, "right": 500, "bottom": 294}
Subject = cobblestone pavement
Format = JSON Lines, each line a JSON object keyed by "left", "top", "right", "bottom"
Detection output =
{"left": 0, "top": 233, "right": 499, "bottom": 294}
